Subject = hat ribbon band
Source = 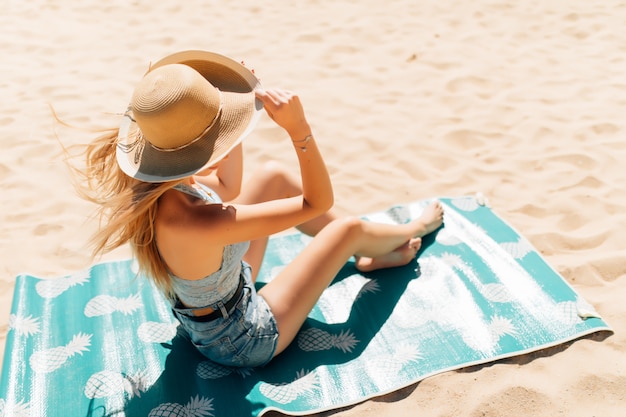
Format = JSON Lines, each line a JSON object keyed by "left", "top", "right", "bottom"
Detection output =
{"left": 149, "top": 90, "right": 224, "bottom": 152}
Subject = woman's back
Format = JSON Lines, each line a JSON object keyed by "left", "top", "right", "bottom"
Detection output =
{"left": 155, "top": 182, "right": 246, "bottom": 308}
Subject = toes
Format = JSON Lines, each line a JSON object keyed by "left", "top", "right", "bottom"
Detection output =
{"left": 409, "top": 237, "right": 422, "bottom": 252}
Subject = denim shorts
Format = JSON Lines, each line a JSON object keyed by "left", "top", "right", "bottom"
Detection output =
{"left": 171, "top": 264, "right": 279, "bottom": 368}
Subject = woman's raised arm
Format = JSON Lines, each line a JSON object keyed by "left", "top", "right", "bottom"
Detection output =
{"left": 168, "top": 89, "right": 335, "bottom": 246}
{"left": 255, "top": 88, "right": 333, "bottom": 213}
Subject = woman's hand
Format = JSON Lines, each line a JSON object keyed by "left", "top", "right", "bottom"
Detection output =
{"left": 255, "top": 89, "right": 311, "bottom": 139}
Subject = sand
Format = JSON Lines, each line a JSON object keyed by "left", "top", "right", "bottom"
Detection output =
{"left": 1, "top": 0, "right": 625, "bottom": 415}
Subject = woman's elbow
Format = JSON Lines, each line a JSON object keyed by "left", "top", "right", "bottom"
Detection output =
{"left": 308, "top": 192, "right": 334, "bottom": 215}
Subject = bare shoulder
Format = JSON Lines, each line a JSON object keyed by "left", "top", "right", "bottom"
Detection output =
{"left": 156, "top": 189, "right": 233, "bottom": 239}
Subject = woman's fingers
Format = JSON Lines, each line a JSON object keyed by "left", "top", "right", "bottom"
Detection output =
{"left": 256, "top": 88, "right": 293, "bottom": 107}
{"left": 255, "top": 88, "right": 308, "bottom": 134}
{"left": 255, "top": 88, "right": 275, "bottom": 106}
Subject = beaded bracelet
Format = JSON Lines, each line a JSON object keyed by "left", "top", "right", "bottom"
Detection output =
{"left": 292, "top": 134, "right": 312, "bottom": 152}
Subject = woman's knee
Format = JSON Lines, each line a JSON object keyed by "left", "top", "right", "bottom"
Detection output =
{"left": 257, "top": 160, "right": 291, "bottom": 183}
{"left": 253, "top": 160, "right": 299, "bottom": 195}
{"left": 325, "top": 216, "right": 364, "bottom": 241}
{"left": 239, "top": 160, "right": 301, "bottom": 204}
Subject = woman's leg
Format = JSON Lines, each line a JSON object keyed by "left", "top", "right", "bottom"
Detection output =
{"left": 232, "top": 161, "right": 338, "bottom": 280}
{"left": 235, "top": 159, "right": 444, "bottom": 278}
{"left": 259, "top": 201, "right": 443, "bottom": 357}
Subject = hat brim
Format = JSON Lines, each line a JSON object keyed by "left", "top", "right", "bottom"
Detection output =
{"left": 116, "top": 50, "right": 263, "bottom": 183}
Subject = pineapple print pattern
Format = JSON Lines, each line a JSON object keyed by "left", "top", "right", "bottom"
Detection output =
{"left": 196, "top": 361, "right": 231, "bottom": 380}
{"left": 84, "top": 293, "right": 143, "bottom": 317}
{"left": 555, "top": 298, "right": 601, "bottom": 325}
{"left": 482, "top": 283, "right": 515, "bottom": 303}
{"left": 435, "top": 227, "right": 463, "bottom": 246}
{"left": 440, "top": 252, "right": 465, "bottom": 269}
{"left": 489, "top": 315, "right": 518, "bottom": 342}
{"left": 84, "top": 370, "right": 149, "bottom": 399}
{"left": 354, "top": 279, "right": 381, "bottom": 301}
{"left": 148, "top": 395, "right": 214, "bottom": 417}
{"left": 0, "top": 399, "right": 30, "bottom": 417}
{"left": 138, "top": 321, "right": 179, "bottom": 343}
{"left": 451, "top": 197, "right": 480, "bottom": 212}
{"left": 8, "top": 314, "right": 41, "bottom": 337}
{"left": 297, "top": 328, "right": 359, "bottom": 353}
{"left": 259, "top": 369, "right": 320, "bottom": 404}
{"left": 386, "top": 205, "right": 412, "bottom": 224}
{"left": 500, "top": 238, "right": 533, "bottom": 259}
{"left": 30, "top": 332, "right": 92, "bottom": 373}
{"left": 35, "top": 269, "right": 90, "bottom": 299}
{"left": 366, "top": 344, "right": 423, "bottom": 381}
{"left": 462, "top": 315, "right": 519, "bottom": 353}
{"left": 196, "top": 361, "right": 253, "bottom": 380}
{"left": 317, "top": 275, "right": 380, "bottom": 323}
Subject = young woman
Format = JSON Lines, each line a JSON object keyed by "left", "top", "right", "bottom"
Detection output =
{"left": 79, "top": 50, "right": 443, "bottom": 368}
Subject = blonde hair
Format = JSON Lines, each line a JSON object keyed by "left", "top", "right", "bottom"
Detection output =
{"left": 71, "top": 127, "right": 180, "bottom": 298}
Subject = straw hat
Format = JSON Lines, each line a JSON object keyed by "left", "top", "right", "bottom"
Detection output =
{"left": 116, "top": 50, "right": 263, "bottom": 182}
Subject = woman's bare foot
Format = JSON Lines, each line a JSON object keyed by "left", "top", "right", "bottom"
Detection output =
{"left": 354, "top": 202, "right": 443, "bottom": 273}
{"left": 355, "top": 237, "right": 422, "bottom": 272}
{"left": 417, "top": 201, "right": 444, "bottom": 236}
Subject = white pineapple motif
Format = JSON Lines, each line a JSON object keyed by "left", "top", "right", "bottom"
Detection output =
{"left": 29, "top": 332, "right": 92, "bottom": 373}
{"left": 0, "top": 398, "right": 30, "bottom": 417}
{"left": 483, "top": 283, "right": 515, "bottom": 303}
{"left": 317, "top": 274, "right": 374, "bottom": 323}
{"left": 555, "top": 300, "right": 579, "bottom": 325}
{"left": 440, "top": 252, "right": 464, "bottom": 269}
{"left": 148, "top": 395, "right": 214, "bottom": 417}
{"left": 436, "top": 227, "right": 463, "bottom": 246}
{"left": 84, "top": 370, "right": 149, "bottom": 399}
{"left": 8, "top": 314, "right": 41, "bottom": 337}
{"left": 196, "top": 361, "right": 252, "bottom": 380}
{"left": 259, "top": 369, "right": 320, "bottom": 404}
{"left": 416, "top": 255, "right": 439, "bottom": 278}
{"left": 555, "top": 298, "right": 600, "bottom": 325}
{"left": 297, "top": 328, "right": 359, "bottom": 353}
{"left": 84, "top": 293, "right": 142, "bottom": 317}
{"left": 386, "top": 205, "right": 412, "bottom": 224}
{"left": 451, "top": 197, "right": 480, "bottom": 212}
{"left": 354, "top": 279, "right": 381, "bottom": 301}
{"left": 500, "top": 238, "right": 533, "bottom": 259}
{"left": 489, "top": 315, "right": 518, "bottom": 342}
{"left": 138, "top": 321, "right": 178, "bottom": 343}
{"left": 35, "top": 269, "right": 90, "bottom": 299}
{"left": 366, "top": 344, "right": 422, "bottom": 380}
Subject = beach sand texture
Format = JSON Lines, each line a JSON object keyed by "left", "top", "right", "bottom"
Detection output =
{"left": 1, "top": 0, "right": 625, "bottom": 415}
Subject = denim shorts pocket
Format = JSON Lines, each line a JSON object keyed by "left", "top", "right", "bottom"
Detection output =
{"left": 240, "top": 291, "right": 278, "bottom": 339}
{"left": 191, "top": 335, "right": 238, "bottom": 359}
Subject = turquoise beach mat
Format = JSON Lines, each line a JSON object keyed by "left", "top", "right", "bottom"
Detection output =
{"left": 1, "top": 197, "right": 611, "bottom": 416}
